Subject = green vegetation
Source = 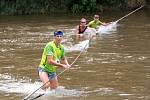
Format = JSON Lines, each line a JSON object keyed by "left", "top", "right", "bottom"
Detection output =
{"left": 147, "top": 0, "right": 150, "bottom": 4}
{"left": 0, "top": 0, "right": 147, "bottom": 15}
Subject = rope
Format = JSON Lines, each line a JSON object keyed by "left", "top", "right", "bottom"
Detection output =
{"left": 23, "top": 5, "right": 145, "bottom": 100}
{"left": 115, "top": 5, "right": 144, "bottom": 23}
{"left": 22, "top": 35, "right": 92, "bottom": 100}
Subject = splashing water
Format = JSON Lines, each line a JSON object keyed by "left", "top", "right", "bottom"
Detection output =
{"left": 97, "top": 22, "right": 118, "bottom": 34}
{"left": 0, "top": 74, "right": 83, "bottom": 98}
{"left": 65, "top": 39, "right": 89, "bottom": 52}
{"left": 64, "top": 22, "right": 118, "bottom": 52}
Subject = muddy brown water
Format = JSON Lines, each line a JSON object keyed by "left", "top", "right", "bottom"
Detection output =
{"left": 0, "top": 8, "right": 150, "bottom": 100}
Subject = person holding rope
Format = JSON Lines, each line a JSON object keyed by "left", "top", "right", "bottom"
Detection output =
{"left": 75, "top": 18, "right": 96, "bottom": 39}
{"left": 75, "top": 18, "right": 88, "bottom": 36}
{"left": 23, "top": 6, "right": 145, "bottom": 100}
{"left": 38, "top": 31, "right": 71, "bottom": 90}
{"left": 88, "top": 14, "right": 107, "bottom": 30}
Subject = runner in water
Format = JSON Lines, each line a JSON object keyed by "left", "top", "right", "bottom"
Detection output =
{"left": 38, "top": 31, "right": 71, "bottom": 90}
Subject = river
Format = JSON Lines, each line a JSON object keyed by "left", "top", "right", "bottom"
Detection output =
{"left": 0, "top": 8, "right": 150, "bottom": 100}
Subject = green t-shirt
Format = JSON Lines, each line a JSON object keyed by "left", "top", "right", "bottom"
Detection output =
{"left": 39, "top": 41, "right": 65, "bottom": 73}
{"left": 87, "top": 20, "right": 103, "bottom": 29}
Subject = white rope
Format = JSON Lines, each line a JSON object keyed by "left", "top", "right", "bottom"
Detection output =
{"left": 115, "top": 5, "right": 144, "bottom": 23}
{"left": 23, "top": 36, "right": 91, "bottom": 100}
{"left": 23, "top": 5, "right": 144, "bottom": 100}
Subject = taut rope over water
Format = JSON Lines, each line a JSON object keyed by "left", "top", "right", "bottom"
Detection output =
{"left": 22, "top": 5, "right": 144, "bottom": 100}
{"left": 22, "top": 36, "right": 92, "bottom": 100}
{"left": 115, "top": 5, "right": 144, "bottom": 23}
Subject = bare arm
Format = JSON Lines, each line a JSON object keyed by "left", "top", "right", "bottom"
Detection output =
{"left": 75, "top": 25, "right": 79, "bottom": 35}
{"left": 61, "top": 56, "right": 70, "bottom": 66}
{"left": 100, "top": 21, "right": 109, "bottom": 26}
{"left": 47, "top": 55, "right": 70, "bottom": 69}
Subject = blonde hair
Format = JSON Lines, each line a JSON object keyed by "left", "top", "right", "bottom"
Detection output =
{"left": 80, "top": 18, "right": 86, "bottom": 22}
{"left": 94, "top": 15, "right": 99, "bottom": 18}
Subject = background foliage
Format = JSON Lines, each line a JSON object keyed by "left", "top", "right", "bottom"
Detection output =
{"left": 0, "top": 0, "right": 147, "bottom": 15}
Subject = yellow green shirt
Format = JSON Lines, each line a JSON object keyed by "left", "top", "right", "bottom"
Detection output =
{"left": 87, "top": 20, "right": 103, "bottom": 29}
{"left": 39, "top": 41, "right": 65, "bottom": 73}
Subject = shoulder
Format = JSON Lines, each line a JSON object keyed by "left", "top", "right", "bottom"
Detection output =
{"left": 88, "top": 21, "right": 94, "bottom": 26}
{"left": 88, "top": 20, "right": 94, "bottom": 24}
{"left": 44, "top": 41, "right": 54, "bottom": 49}
{"left": 97, "top": 20, "right": 102, "bottom": 23}
{"left": 45, "top": 41, "right": 53, "bottom": 46}
{"left": 76, "top": 25, "right": 80, "bottom": 28}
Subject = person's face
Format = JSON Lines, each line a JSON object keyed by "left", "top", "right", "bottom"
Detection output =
{"left": 54, "top": 35, "right": 63, "bottom": 43}
{"left": 94, "top": 16, "right": 99, "bottom": 21}
{"left": 80, "top": 20, "right": 86, "bottom": 26}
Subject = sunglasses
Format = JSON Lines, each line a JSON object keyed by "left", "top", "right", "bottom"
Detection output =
{"left": 80, "top": 21, "right": 86, "bottom": 23}
{"left": 94, "top": 17, "right": 99, "bottom": 19}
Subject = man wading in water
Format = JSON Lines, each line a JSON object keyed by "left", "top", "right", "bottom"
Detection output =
{"left": 75, "top": 18, "right": 96, "bottom": 39}
{"left": 38, "top": 31, "right": 71, "bottom": 90}
{"left": 75, "top": 18, "right": 88, "bottom": 37}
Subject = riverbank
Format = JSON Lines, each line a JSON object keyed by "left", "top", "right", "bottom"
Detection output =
{"left": 0, "top": 0, "right": 149, "bottom": 15}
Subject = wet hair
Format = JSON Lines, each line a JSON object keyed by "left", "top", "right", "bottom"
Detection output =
{"left": 80, "top": 18, "right": 86, "bottom": 22}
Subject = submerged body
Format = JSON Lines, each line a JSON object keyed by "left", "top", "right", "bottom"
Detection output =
{"left": 75, "top": 18, "right": 96, "bottom": 39}
{"left": 88, "top": 14, "right": 107, "bottom": 30}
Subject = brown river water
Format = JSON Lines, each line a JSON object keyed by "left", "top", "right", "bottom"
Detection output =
{"left": 0, "top": 8, "right": 150, "bottom": 100}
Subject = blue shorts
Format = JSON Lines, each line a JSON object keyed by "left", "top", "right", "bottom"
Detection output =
{"left": 38, "top": 67, "right": 56, "bottom": 80}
